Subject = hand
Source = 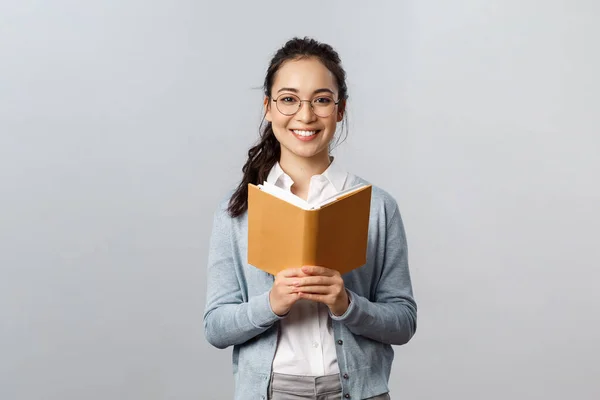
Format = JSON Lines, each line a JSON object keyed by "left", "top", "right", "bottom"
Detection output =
{"left": 269, "top": 268, "right": 307, "bottom": 316}
{"left": 292, "top": 266, "right": 350, "bottom": 316}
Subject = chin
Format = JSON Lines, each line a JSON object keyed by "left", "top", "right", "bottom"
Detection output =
{"left": 289, "top": 146, "right": 328, "bottom": 160}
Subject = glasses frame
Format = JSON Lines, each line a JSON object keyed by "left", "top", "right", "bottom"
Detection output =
{"left": 271, "top": 93, "right": 341, "bottom": 118}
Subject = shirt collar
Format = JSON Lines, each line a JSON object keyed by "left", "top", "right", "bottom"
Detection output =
{"left": 265, "top": 157, "right": 348, "bottom": 191}
{"left": 321, "top": 157, "right": 348, "bottom": 191}
{"left": 265, "top": 161, "right": 289, "bottom": 187}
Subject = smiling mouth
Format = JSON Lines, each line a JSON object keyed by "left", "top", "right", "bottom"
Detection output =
{"left": 291, "top": 129, "right": 321, "bottom": 138}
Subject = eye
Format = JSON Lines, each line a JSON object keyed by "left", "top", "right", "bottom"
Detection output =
{"left": 280, "top": 96, "right": 298, "bottom": 104}
{"left": 313, "top": 97, "right": 333, "bottom": 104}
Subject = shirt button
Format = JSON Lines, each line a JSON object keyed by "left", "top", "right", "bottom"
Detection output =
{"left": 312, "top": 342, "right": 319, "bottom": 348}
{"left": 337, "top": 340, "right": 343, "bottom": 345}
{"left": 344, "top": 394, "right": 350, "bottom": 398}
{"left": 343, "top": 373, "right": 349, "bottom": 379}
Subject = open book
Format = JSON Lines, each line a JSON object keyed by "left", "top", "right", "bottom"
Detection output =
{"left": 247, "top": 182, "right": 372, "bottom": 275}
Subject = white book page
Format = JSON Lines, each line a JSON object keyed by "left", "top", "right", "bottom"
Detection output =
{"left": 257, "top": 183, "right": 367, "bottom": 210}
{"left": 316, "top": 184, "right": 367, "bottom": 208}
{"left": 257, "top": 182, "right": 311, "bottom": 210}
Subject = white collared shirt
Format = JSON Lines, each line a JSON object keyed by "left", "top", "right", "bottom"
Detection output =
{"left": 266, "top": 158, "right": 351, "bottom": 376}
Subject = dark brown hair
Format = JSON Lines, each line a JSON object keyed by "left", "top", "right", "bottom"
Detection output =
{"left": 227, "top": 37, "right": 349, "bottom": 217}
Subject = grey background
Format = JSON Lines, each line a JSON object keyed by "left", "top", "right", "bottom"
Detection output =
{"left": 1, "top": 1, "right": 599, "bottom": 399}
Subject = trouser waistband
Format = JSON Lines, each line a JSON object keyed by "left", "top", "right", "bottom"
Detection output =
{"left": 270, "top": 372, "right": 342, "bottom": 396}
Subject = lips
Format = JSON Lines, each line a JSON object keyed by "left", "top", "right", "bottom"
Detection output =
{"left": 290, "top": 129, "right": 321, "bottom": 141}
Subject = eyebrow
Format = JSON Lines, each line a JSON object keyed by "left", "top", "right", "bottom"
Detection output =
{"left": 276, "top": 87, "right": 335, "bottom": 95}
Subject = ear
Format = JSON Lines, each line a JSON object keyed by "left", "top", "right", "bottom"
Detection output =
{"left": 264, "top": 96, "right": 272, "bottom": 122}
{"left": 336, "top": 99, "right": 346, "bottom": 122}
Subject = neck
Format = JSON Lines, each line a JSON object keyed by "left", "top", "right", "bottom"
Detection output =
{"left": 279, "top": 149, "right": 331, "bottom": 192}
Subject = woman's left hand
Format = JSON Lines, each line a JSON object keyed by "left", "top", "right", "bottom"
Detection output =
{"left": 291, "top": 265, "right": 350, "bottom": 316}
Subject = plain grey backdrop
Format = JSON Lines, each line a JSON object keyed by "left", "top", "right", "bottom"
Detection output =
{"left": 1, "top": 1, "right": 599, "bottom": 399}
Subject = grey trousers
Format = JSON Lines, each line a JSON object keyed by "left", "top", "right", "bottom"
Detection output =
{"left": 267, "top": 372, "right": 391, "bottom": 400}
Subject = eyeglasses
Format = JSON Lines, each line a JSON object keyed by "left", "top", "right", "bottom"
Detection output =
{"left": 272, "top": 93, "right": 340, "bottom": 118}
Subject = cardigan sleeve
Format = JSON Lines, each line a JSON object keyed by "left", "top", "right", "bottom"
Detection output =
{"left": 203, "top": 205, "right": 284, "bottom": 349}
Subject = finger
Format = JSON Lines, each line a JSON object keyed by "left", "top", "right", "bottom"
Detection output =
{"left": 297, "top": 292, "right": 331, "bottom": 304}
{"left": 277, "top": 282, "right": 299, "bottom": 293}
{"left": 278, "top": 268, "right": 308, "bottom": 278}
{"left": 292, "top": 285, "right": 331, "bottom": 294}
{"left": 274, "top": 277, "right": 303, "bottom": 291}
{"left": 296, "top": 276, "right": 335, "bottom": 287}
{"left": 301, "top": 265, "right": 337, "bottom": 276}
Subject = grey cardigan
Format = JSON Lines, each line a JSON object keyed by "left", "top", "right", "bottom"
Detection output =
{"left": 203, "top": 176, "right": 417, "bottom": 400}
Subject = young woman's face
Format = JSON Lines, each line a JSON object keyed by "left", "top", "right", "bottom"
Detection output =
{"left": 265, "top": 57, "right": 344, "bottom": 162}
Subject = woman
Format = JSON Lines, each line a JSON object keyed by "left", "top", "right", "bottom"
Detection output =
{"left": 204, "top": 37, "right": 417, "bottom": 400}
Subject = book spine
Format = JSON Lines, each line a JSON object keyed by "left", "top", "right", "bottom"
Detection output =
{"left": 302, "top": 211, "right": 319, "bottom": 266}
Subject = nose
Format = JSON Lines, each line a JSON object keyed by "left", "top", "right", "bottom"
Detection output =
{"left": 295, "top": 100, "right": 317, "bottom": 123}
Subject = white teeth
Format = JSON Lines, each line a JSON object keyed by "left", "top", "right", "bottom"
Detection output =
{"left": 292, "top": 130, "right": 317, "bottom": 137}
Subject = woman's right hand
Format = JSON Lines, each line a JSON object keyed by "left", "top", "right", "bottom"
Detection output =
{"left": 269, "top": 268, "right": 306, "bottom": 316}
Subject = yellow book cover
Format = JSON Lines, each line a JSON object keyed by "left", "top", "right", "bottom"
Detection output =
{"left": 247, "top": 183, "right": 372, "bottom": 275}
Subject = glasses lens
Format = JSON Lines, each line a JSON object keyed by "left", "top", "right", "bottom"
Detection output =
{"left": 311, "top": 96, "right": 336, "bottom": 117}
{"left": 276, "top": 94, "right": 300, "bottom": 115}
